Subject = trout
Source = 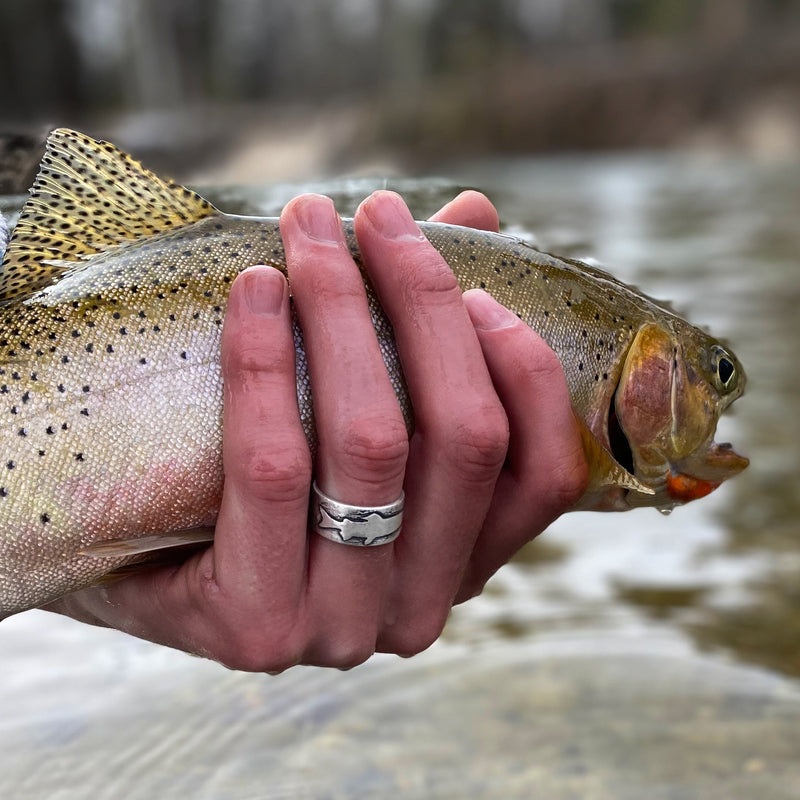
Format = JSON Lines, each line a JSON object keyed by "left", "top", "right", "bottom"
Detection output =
{"left": 0, "top": 130, "right": 747, "bottom": 617}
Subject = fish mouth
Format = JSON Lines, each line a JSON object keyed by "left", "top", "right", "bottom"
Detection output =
{"left": 665, "top": 441, "right": 749, "bottom": 504}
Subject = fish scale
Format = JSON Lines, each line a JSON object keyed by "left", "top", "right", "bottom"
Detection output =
{"left": 0, "top": 130, "right": 748, "bottom": 617}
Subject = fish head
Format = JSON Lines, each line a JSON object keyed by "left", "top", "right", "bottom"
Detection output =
{"left": 613, "top": 321, "right": 748, "bottom": 509}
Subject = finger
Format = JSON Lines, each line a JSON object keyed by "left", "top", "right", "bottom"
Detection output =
{"left": 60, "top": 267, "right": 314, "bottom": 668}
{"left": 354, "top": 191, "right": 509, "bottom": 654}
{"left": 428, "top": 190, "right": 500, "bottom": 232}
{"left": 212, "top": 266, "right": 312, "bottom": 614}
{"left": 456, "top": 290, "right": 588, "bottom": 601}
{"left": 281, "top": 194, "right": 408, "bottom": 666}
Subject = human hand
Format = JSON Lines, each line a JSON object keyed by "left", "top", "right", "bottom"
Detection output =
{"left": 47, "top": 191, "right": 587, "bottom": 669}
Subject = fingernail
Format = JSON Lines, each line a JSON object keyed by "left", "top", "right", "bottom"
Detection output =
{"left": 295, "top": 195, "right": 341, "bottom": 242}
{"left": 362, "top": 192, "right": 424, "bottom": 240}
{"left": 243, "top": 266, "right": 285, "bottom": 316}
{"left": 464, "top": 289, "right": 517, "bottom": 330}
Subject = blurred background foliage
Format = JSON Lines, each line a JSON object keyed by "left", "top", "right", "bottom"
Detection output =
{"left": 1, "top": 0, "right": 799, "bottom": 186}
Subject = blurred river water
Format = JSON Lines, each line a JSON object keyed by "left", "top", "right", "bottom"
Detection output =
{"left": 1, "top": 153, "right": 799, "bottom": 799}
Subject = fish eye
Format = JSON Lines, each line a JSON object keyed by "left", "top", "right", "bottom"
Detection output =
{"left": 711, "top": 346, "right": 737, "bottom": 392}
{"left": 718, "top": 357, "right": 734, "bottom": 385}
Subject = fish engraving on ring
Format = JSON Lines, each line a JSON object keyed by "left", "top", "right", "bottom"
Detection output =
{"left": 312, "top": 483, "right": 404, "bottom": 546}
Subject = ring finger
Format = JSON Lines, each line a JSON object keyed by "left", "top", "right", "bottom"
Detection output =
{"left": 280, "top": 194, "right": 408, "bottom": 666}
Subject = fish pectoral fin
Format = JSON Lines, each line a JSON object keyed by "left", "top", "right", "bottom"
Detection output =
{"left": 575, "top": 415, "right": 655, "bottom": 496}
{"left": 80, "top": 527, "right": 216, "bottom": 558}
{"left": 0, "top": 128, "right": 219, "bottom": 303}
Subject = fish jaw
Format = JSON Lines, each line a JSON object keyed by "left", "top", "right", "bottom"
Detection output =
{"left": 667, "top": 441, "right": 749, "bottom": 503}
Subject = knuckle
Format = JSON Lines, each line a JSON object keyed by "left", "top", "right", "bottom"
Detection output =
{"left": 220, "top": 639, "right": 303, "bottom": 674}
{"left": 206, "top": 619, "right": 306, "bottom": 673}
{"left": 453, "top": 566, "right": 489, "bottom": 605}
{"left": 399, "top": 252, "right": 460, "bottom": 301}
{"left": 328, "top": 639, "right": 376, "bottom": 671}
{"left": 223, "top": 327, "right": 294, "bottom": 379}
{"left": 547, "top": 442, "right": 590, "bottom": 510}
{"left": 304, "top": 266, "right": 364, "bottom": 304}
{"left": 523, "top": 340, "right": 564, "bottom": 385}
{"left": 234, "top": 440, "right": 312, "bottom": 503}
{"left": 335, "top": 414, "right": 409, "bottom": 485}
{"left": 441, "top": 405, "right": 509, "bottom": 481}
{"left": 384, "top": 611, "right": 449, "bottom": 657}
{"left": 456, "top": 580, "right": 485, "bottom": 604}
{"left": 226, "top": 347, "right": 292, "bottom": 380}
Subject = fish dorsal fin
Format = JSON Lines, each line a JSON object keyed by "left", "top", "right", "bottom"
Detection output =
{"left": 0, "top": 128, "right": 217, "bottom": 303}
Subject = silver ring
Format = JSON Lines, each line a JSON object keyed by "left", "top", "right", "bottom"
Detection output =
{"left": 311, "top": 481, "right": 404, "bottom": 546}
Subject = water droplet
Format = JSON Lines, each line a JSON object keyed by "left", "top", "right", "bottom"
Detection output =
{"left": 657, "top": 506, "right": 673, "bottom": 517}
